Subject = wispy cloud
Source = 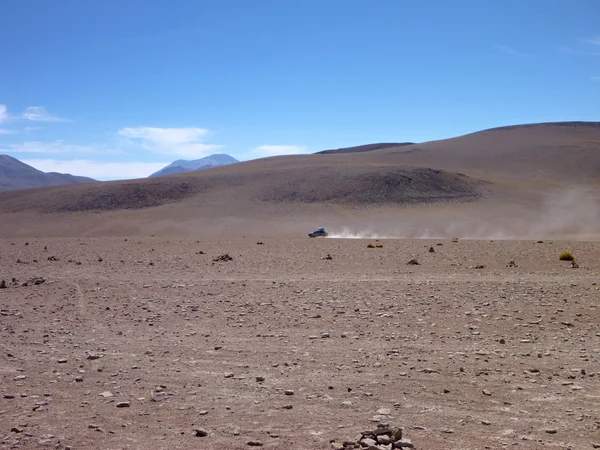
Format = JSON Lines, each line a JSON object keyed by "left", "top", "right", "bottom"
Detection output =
{"left": 252, "top": 145, "right": 310, "bottom": 158}
{"left": 0, "top": 104, "right": 68, "bottom": 134}
{"left": 22, "top": 106, "right": 68, "bottom": 122}
{"left": 118, "top": 126, "right": 222, "bottom": 158}
{"left": 497, "top": 45, "right": 536, "bottom": 57}
{"left": 0, "top": 140, "right": 108, "bottom": 154}
{"left": 592, "top": 76, "right": 600, "bottom": 81}
{"left": 559, "top": 45, "right": 600, "bottom": 56}
{"left": 21, "top": 159, "right": 170, "bottom": 181}
{"left": 585, "top": 36, "right": 600, "bottom": 46}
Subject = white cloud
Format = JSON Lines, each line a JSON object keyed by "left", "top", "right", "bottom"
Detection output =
{"left": 252, "top": 145, "right": 310, "bottom": 158}
{"left": 0, "top": 140, "right": 103, "bottom": 154}
{"left": 498, "top": 45, "right": 536, "bottom": 57}
{"left": 22, "top": 106, "right": 67, "bottom": 122}
{"left": 21, "top": 159, "right": 170, "bottom": 181}
{"left": 118, "top": 126, "right": 222, "bottom": 158}
{"left": 0, "top": 129, "right": 13, "bottom": 134}
{"left": 0, "top": 104, "right": 7, "bottom": 121}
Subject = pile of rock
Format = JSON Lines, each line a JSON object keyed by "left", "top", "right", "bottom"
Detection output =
{"left": 333, "top": 424, "right": 414, "bottom": 449}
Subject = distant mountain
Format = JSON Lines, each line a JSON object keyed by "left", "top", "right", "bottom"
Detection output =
{"left": 316, "top": 143, "right": 413, "bottom": 154}
{"left": 0, "top": 155, "right": 97, "bottom": 191}
{"left": 149, "top": 154, "right": 239, "bottom": 178}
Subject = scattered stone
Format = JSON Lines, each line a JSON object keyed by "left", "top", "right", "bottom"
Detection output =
{"left": 213, "top": 254, "right": 233, "bottom": 262}
{"left": 506, "top": 260, "right": 517, "bottom": 267}
{"left": 545, "top": 428, "right": 557, "bottom": 434}
{"left": 194, "top": 428, "right": 208, "bottom": 437}
{"left": 428, "top": 247, "right": 435, "bottom": 253}
{"left": 13, "top": 375, "right": 27, "bottom": 381}
{"left": 323, "top": 254, "right": 333, "bottom": 260}
{"left": 482, "top": 389, "right": 492, "bottom": 396}
{"left": 407, "top": 259, "right": 420, "bottom": 265}
{"left": 377, "top": 408, "right": 391, "bottom": 415}
{"left": 470, "top": 264, "right": 485, "bottom": 269}
{"left": 57, "top": 358, "right": 68, "bottom": 363}
{"left": 47, "top": 256, "right": 59, "bottom": 261}
{"left": 224, "top": 372, "right": 234, "bottom": 378}
{"left": 571, "top": 261, "right": 579, "bottom": 268}
{"left": 247, "top": 441, "right": 263, "bottom": 446}
{"left": 256, "top": 376, "right": 265, "bottom": 382}
{"left": 10, "top": 427, "right": 23, "bottom": 433}
{"left": 284, "top": 390, "right": 295, "bottom": 396}
{"left": 116, "top": 401, "right": 130, "bottom": 408}
{"left": 22, "top": 277, "right": 46, "bottom": 286}
{"left": 0, "top": 280, "right": 6, "bottom": 289}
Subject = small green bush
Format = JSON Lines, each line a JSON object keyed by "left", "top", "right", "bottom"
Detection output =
{"left": 558, "top": 252, "right": 575, "bottom": 261}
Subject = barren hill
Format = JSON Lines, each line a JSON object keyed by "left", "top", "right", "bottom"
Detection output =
{"left": 372, "top": 121, "right": 600, "bottom": 183}
{"left": 1, "top": 121, "right": 600, "bottom": 238}
{"left": 0, "top": 155, "right": 97, "bottom": 191}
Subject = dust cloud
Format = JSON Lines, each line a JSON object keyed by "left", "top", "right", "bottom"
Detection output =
{"left": 326, "top": 189, "right": 600, "bottom": 241}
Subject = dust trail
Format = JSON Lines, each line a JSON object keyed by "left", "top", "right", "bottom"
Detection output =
{"left": 327, "top": 228, "right": 392, "bottom": 239}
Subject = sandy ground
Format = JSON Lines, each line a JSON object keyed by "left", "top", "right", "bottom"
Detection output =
{"left": 1, "top": 236, "right": 600, "bottom": 449}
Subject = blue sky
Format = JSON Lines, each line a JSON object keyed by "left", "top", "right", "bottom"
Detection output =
{"left": 1, "top": 0, "right": 599, "bottom": 180}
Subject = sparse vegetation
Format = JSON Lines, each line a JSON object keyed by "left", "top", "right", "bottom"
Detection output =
{"left": 367, "top": 243, "right": 375, "bottom": 248}
{"left": 367, "top": 243, "right": 383, "bottom": 248}
{"left": 536, "top": 240, "right": 544, "bottom": 244}
{"left": 559, "top": 252, "right": 575, "bottom": 261}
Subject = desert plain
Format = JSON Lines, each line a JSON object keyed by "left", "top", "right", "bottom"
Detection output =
{"left": 1, "top": 236, "right": 600, "bottom": 450}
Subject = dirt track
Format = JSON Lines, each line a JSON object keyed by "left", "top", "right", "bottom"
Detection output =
{"left": 1, "top": 237, "right": 600, "bottom": 449}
